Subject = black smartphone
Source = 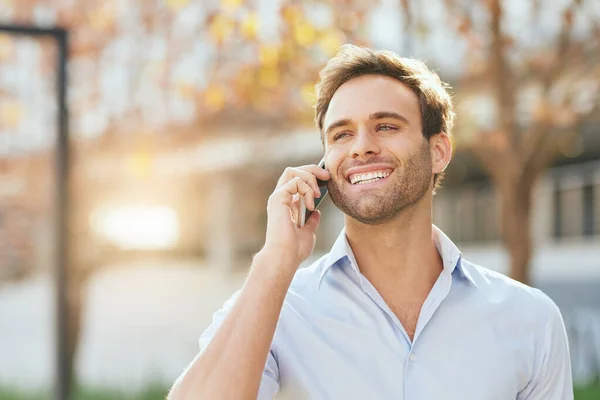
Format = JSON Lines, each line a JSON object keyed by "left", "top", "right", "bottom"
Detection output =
{"left": 297, "top": 158, "right": 329, "bottom": 227}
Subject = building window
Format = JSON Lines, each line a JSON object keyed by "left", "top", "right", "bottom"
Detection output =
{"left": 558, "top": 187, "right": 583, "bottom": 238}
{"left": 553, "top": 175, "right": 599, "bottom": 239}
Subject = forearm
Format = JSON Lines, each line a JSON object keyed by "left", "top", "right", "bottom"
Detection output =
{"left": 168, "top": 247, "right": 298, "bottom": 400}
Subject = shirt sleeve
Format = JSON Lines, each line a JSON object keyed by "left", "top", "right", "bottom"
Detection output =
{"left": 199, "top": 290, "right": 280, "bottom": 400}
{"left": 518, "top": 290, "right": 573, "bottom": 400}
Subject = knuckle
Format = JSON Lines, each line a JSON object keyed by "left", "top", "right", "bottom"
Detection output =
{"left": 283, "top": 167, "right": 295, "bottom": 175}
{"left": 268, "top": 189, "right": 282, "bottom": 201}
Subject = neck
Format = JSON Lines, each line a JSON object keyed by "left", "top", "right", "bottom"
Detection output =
{"left": 344, "top": 195, "right": 443, "bottom": 298}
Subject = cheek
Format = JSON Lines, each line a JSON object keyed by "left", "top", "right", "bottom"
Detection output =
{"left": 324, "top": 148, "right": 345, "bottom": 177}
{"left": 387, "top": 137, "right": 427, "bottom": 161}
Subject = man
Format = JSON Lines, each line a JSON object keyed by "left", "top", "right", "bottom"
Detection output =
{"left": 168, "top": 45, "right": 573, "bottom": 399}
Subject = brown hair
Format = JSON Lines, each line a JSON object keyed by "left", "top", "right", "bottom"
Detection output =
{"left": 314, "top": 44, "right": 455, "bottom": 188}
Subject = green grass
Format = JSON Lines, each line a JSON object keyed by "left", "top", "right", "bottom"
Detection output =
{"left": 574, "top": 383, "right": 600, "bottom": 400}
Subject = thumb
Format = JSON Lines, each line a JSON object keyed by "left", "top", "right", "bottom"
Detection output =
{"left": 304, "top": 209, "right": 321, "bottom": 232}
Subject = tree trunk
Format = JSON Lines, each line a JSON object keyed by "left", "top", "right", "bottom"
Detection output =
{"left": 499, "top": 181, "right": 534, "bottom": 285}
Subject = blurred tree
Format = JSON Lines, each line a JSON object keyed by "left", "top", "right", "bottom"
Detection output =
{"left": 408, "top": 0, "right": 599, "bottom": 284}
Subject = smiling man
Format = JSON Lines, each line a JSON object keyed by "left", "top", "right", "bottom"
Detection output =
{"left": 168, "top": 45, "right": 573, "bottom": 400}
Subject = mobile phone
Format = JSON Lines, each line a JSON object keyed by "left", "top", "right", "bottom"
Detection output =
{"left": 297, "top": 158, "right": 329, "bottom": 227}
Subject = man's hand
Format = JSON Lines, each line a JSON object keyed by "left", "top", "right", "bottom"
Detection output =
{"left": 264, "top": 164, "right": 331, "bottom": 266}
{"left": 167, "top": 163, "right": 331, "bottom": 400}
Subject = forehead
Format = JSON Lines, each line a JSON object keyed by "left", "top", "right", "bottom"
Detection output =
{"left": 323, "top": 74, "right": 421, "bottom": 128}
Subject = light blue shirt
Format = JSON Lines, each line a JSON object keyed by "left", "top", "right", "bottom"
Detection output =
{"left": 199, "top": 226, "right": 573, "bottom": 399}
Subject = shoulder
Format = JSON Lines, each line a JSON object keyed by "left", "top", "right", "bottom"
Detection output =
{"left": 287, "top": 253, "right": 330, "bottom": 294}
{"left": 460, "top": 258, "right": 562, "bottom": 319}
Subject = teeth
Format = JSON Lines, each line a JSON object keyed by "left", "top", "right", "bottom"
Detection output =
{"left": 357, "top": 178, "right": 379, "bottom": 185}
{"left": 350, "top": 171, "right": 391, "bottom": 184}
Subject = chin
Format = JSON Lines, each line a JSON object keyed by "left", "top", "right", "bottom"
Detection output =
{"left": 354, "top": 211, "right": 399, "bottom": 225}
{"left": 344, "top": 203, "right": 399, "bottom": 225}
{"left": 338, "top": 192, "right": 424, "bottom": 226}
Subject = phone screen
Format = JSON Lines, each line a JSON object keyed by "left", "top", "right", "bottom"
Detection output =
{"left": 304, "top": 158, "right": 328, "bottom": 224}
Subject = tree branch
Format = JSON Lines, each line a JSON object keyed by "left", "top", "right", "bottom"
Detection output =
{"left": 521, "top": 94, "right": 599, "bottom": 188}
{"left": 468, "top": 131, "right": 512, "bottom": 184}
{"left": 488, "top": 0, "right": 517, "bottom": 148}
{"left": 520, "top": 127, "right": 573, "bottom": 189}
{"left": 520, "top": 75, "right": 599, "bottom": 186}
{"left": 516, "top": 38, "right": 600, "bottom": 90}
{"left": 539, "top": 5, "right": 577, "bottom": 90}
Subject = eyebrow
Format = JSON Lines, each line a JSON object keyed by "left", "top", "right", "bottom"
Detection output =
{"left": 324, "top": 118, "right": 353, "bottom": 138}
{"left": 324, "top": 111, "right": 410, "bottom": 138}
{"left": 368, "top": 111, "right": 410, "bottom": 125}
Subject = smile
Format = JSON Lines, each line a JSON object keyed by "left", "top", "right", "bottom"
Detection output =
{"left": 349, "top": 170, "right": 392, "bottom": 185}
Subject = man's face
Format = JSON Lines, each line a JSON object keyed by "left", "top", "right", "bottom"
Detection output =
{"left": 322, "top": 74, "right": 433, "bottom": 225}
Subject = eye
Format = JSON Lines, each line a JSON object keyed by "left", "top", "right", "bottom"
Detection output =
{"left": 333, "top": 131, "right": 351, "bottom": 141}
{"left": 377, "top": 124, "right": 397, "bottom": 132}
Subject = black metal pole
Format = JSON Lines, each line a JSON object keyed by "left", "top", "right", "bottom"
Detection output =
{"left": 0, "top": 24, "right": 71, "bottom": 400}
{"left": 55, "top": 28, "right": 71, "bottom": 400}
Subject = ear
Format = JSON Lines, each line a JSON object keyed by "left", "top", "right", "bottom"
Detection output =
{"left": 430, "top": 133, "right": 452, "bottom": 174}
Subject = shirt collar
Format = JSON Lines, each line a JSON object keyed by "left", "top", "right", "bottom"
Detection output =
{"left": 318, "top": 225, "right": 477, "bottom": 289}
{"left": 319, "top": 227, "right": 359, "bottom": 287}
{"left": 432, "top": 225, "right": 477, "bottom": 286}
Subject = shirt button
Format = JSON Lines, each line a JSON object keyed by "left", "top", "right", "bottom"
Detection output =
{"left": 409, "top": 353, "right": 417, "bottom": 361}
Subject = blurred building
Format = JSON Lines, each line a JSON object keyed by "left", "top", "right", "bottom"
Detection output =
{"left": 433, "top": 121, "right": 600, "bottom": 386}
{"left": 434, "top": 122, "right": 600, "bottom": 299}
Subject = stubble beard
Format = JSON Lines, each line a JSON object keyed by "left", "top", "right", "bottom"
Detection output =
{"left": 328, "top": 140, "right": 433, "bottom": 225}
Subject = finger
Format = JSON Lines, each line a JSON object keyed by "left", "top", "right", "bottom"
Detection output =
{"left": 268, "top": 177, "right": 315, "bottom": 224}
{"left": 277, "top": 167, "right": 321, "bottom": 195}
{"left": 297, "top": 196, "right": 306, "bottom": 227}
{"left": 295, "top": 164, "right": 331, "bottom": 182}
{"left": 290, "top": 194, "right": 300, "bottom": 221}
{"left": 304, "top": 190, "right": 315, "bottom": 212}
{"left": 292, "top": 177, "right": 314, "bottom": 211}
{"left": 278, "top": 168, "right": 319, "bottom": 196}
{"left": 291, "top": 193, "right": 300, "bottom": 209}
{"left": 279, "top": 177, "right": 314, "bottom": 210}
{"left": 304, "top": 209, "right": 321, "bottom": 233}
{"left": 295, "top": 165, "right": 331, "bottom": 197}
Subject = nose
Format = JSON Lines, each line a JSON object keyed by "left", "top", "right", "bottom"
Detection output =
{"left": 350, "top": 128, "right": 381, "bottom": 159}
